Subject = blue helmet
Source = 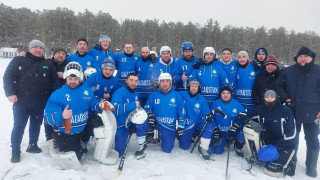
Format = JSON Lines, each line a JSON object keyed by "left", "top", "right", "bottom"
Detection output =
{"left": 258, "top": 145, "right": 279, "bottom": 162}
{"left": 181, "top": 41, "right": 194, "bottom": 51}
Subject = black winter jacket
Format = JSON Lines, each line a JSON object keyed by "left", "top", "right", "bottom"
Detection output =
{"left": 50, "top": 57, "right": 67, "bottom": 87}
{"left": 3, "top": 52, "right": 59, "bottom": 110}
{"left": 275, "top": 62, "right": 320, "bottom": 123}
{"left": 252, "top": 68, "right": 281, "bottom": 106}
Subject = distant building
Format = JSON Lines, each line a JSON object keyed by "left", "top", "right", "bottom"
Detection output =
{"left": 0, "top": 47, "right": 19, "bottom": 58}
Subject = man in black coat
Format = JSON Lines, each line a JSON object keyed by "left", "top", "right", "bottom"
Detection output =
{"left": 252, "top": 55, "right": 281, "bottom": 106}
{"left": 275, "top": 46, "right": 320, "bottom": 177}
{"left": 3, "top": 39, "right": 59, "bottom": 163}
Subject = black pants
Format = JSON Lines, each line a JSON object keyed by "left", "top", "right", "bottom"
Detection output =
{"left": 44, "top": 122, "right": 54, "bottom": 141}
{"left": 294, "top": 122, "right": 319, "bottom": 170}
{"left": 53, "top": 131, "right": 83, "bottom": 160}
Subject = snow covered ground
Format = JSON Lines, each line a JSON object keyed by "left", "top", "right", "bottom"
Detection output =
{"left": 0, "top": 58, "right": 319, "bottom": 180}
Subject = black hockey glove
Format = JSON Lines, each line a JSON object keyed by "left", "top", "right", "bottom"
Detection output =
{"left": 193, "top": 60, "right": 202, "bottom": 69}
{"left": 211, "top": 128, "right": 222, "bottom": 145}
{"left": 150, "top": 53, "right": 157, "bottom": 63}
{"left": 205, "top": 113, "right": 213, "bottom": 123}
{"left": 176, "top": 127, "right": 184, "bottom": 138}
{"left": 148, "top": 112, "right": 156, "bottom": 128}
{"left": 228, "top": 123, "right": 240, "bottom": 139}
{"left": 247, "top": 120, "right": 265, "bottom": 133}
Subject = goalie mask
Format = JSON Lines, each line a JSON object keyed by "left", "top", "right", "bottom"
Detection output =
{"left": 127, "top": 107, "right": 148, "bottom": 125}
{"left": 63, "top": 62, "right": 84, "bottom": 81}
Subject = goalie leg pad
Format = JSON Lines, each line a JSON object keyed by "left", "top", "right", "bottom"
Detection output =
{"left": 243, "top": 124, "right": 263, "bottom": 158}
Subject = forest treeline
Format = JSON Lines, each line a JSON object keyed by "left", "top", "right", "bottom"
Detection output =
{"left": 1, "top": 3, "right": 319, "bottom": 65}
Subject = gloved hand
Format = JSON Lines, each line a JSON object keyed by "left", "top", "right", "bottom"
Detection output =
{"left": 153, "top": 78, "right": 159, "bottom": 90}
{"left": 63, "top": 118, "right": 72, "bottom": 134}
{"left": 99, "top": 99, "right": 115, "bottom": 111}
{"left": 150, "top": 53, "right": 157, "bottom": 63}
{"left": 228, "top": 123, "right": 240, "bottom": 139}
{"left": 237, "top": 112, "right": 249, "bottom": 124}
{"left": 205, "top": 113, "right": 213, "bottom": 123}
{"left": 148, "top": 112, "right": 156, "bottom": 128}
{"left": 193, "top": 60, "right": 202, "bottom": 69}
{"left": 212, "top": 109, "right": 227, "bottom": 119}
{"left": 176, "top": 127, "right": 184, "bottom": 138}
{"left": 212, "top": 128, "right": 222, "bottom": 144}
{"left": 247, "top": 120, "right": 265, "bottom": 133}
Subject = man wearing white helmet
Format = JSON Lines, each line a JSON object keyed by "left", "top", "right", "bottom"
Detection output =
{"left": 44, "top": 62, "right": 110, "bottom": 164}
{"left": 152, "top": 46, "right": 177, "bottom": 83}
{"left": 145, "top": 73, "right": 186, "bottom": 153}
{"left": 173, "top": 41, "right": 199, "bottom": 91}
{"left": 88, "top": 35, "right": 116, "bottom": 69}
{"left": 190, "top": 47, "right": 229, "bottom": 108}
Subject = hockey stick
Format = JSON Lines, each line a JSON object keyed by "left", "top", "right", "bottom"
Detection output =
{"left": 100, "top": 133, "right": 133, "bottom": 180}
{"left": 225, "top": 120, "right": 233, "bottom": 180}
{"left": 190, "top": 121, "right": 208, "bottom": 153}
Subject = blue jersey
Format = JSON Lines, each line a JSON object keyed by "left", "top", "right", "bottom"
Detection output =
{"left": 44, "top": 85, "right": 99, "bottom": 134}
{"left": 235, "top": 62, "right": 256, "bottom": 110}
{"left": 179, "top": 91, "right": 211, "bottom": 130}
{"left": 83, "top": 71, "right": 119, "bottom": 100}
{"left": 145, "top": 89, "right": 186, "bottom": 131}
{"left": 136, "top": 56, "right": 157, "bottom": 98}
{"left": 66, "top": 52, "right": 98, "bottom": 71}
{"left": 111, "top": 86, "right": 139, "bottom": 132}
{"left": 215, "top": 60, "right": 238, "bottom": 94}
{"left": 88, "top": 45, "right": 116, "bottom": 70}
{"left": 152, "top": 57, "right": 177, "bottom": 79}
{"left": 173, "top": 56, "right": 199, "bottom": 91}
{"left": 212, "top": 98, "right": 245, "bottom": 133}
{"left": 114, "top": 53, "right": 139, "bottom": 85}
{"left": 190, "top": 62, "right": 229, "bottom": 105}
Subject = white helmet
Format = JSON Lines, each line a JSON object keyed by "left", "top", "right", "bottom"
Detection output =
{"left": 160, "top": 46, "right": 172, "bottom": 55}
{"left": 150, "top": 51, "right": 158, "bottom": 57}
{"left": 159, "top": 72, "right": 172, "bottom": 82}
{"left": 127, "top": 107, "right": 148, "bottom": 124}
{"left": 203, "top": 47, "right": 215, "bottom": 58}
{"left": 63, "top": 62, "right": 84, "bottom": 80}
{"left": 84, "top": 67, "right": 97, "bottom": 79}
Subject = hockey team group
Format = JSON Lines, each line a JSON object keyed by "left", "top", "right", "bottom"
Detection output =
{"left": 3, "top": 35, "right": 320, "bottom": 178}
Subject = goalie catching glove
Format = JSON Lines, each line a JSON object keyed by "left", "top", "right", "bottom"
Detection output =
{"left": 99, "top": 99, "right": 115, "bottom": 111}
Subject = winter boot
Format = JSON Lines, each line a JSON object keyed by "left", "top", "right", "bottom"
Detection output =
{"left": 264, "top": 162, "right": 284, "bottom": 178}
{"left": 234, "top": 140, "right": 244, "bottom": 157}
{"left": 26, "top": 143, "right": 42, "bottom": 153}
{"left": 285, "top": 160, "right": 296, "bottom": 177}
{"left": 199, "top": 138, "right": 210, "bottom": 160}
{"left": 135, "top": 143, "right": 147, "bottom": 160}
{"left": 306, "top": 149, "right": 318, "bottom": 178}
{"left": 11, "top": 150, "right": 21, "bottom": 163}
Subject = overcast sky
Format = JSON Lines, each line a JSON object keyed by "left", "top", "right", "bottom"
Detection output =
{"left": 1, "top": 0, "right": 320, "bottom": 35}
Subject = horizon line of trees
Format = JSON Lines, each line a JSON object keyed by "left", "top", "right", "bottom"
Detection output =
{"left": 1, "top": 3, "right": 320, "bottom": 65}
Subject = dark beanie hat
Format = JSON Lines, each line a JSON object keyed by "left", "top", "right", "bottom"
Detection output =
{"left": 53, "top": 47, "right": 67, "bottom": 56}
{"left": 294, "top": 46, "right": 316, "bottom": 62}
{"left": 265, "top": 55, "right": 279, "bottom": 68}
{"left": 220, "top": 85, "right": 232, "bottom": 94}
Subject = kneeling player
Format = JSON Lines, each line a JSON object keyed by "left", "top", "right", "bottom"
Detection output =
{"left": 241, "top": 90, "right": 297, "bottom": 177}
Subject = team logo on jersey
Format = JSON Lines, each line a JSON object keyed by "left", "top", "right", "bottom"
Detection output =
{"left": 134, "top": 57, "right": 138, "bottom": 61}
{"left": 195, "top": 103, "right": 200, "bottom": 109}
{"left": 250, "top": 71, "right": 255, "bottom": 76}
{"left": 87, "top": 61, "right": 91, "bottom": 66}
{"left": 233, "top": 109, "right": 237, "bottom": 113}
{"left": 170, "top": 98, "right": 175, "bottom": 103}
{"left": 84, "top": 90, "right": 89, "bottom": 96}
{"left": 212, "top": 70, "right": 217, "bottom": 74}
{"left": 231, "top": 66, "right": 234, "bottom": 71}
{"left": 217, "top": 106, "right": 222, "bottom": 110}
